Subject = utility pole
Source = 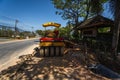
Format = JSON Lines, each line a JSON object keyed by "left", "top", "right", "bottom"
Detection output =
{"left": 14, "top": 20, "right": 18, "bottom": 39}
{"left": 31, "top": 26, "right": 34, "bottom": 33}
{"left": 31, "top": 26, "right": 34, "bottom": 37}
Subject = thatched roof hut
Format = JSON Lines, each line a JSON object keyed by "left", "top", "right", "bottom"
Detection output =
{"left": 77, "top": 15, "right": 114, "bottom": 38}
{"left": 77, "top": 15, "right": 114, "bottom": 29}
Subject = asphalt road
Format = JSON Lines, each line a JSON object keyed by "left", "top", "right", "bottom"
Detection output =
{"left": 0, "top": 38, "right": 38, "bottom": 65}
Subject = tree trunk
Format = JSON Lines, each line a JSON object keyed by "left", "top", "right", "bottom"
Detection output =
{"left": 112, "top": 21, "right": 120, "bottom": 60}
{"left": 112, "top": 0, "right": 120, "bottom": 60}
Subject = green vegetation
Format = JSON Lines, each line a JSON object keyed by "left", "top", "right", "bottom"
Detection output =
{"left": 36, "top": 30, "right": 44, "bottom": 36}
{"left": 98, "top": 27, "right": 110, "bottom": 33}
{"left": 0, "top": 27, "right": 35, "bottom": 39}
{"left": 51, "top": 0, "right": 107, "bottom": 40}
{"left": 36, "top": 25, "right": 73, "bottom": 39}
{"left": 0, "top": 29, "right": 14, "bottom": 37}
{"left": 51, "top": 0, "right": 107, "bottom": 27}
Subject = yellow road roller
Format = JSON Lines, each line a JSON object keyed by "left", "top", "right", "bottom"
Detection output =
{"left": 39, "top": 22, "right": 65, "bottom": 57}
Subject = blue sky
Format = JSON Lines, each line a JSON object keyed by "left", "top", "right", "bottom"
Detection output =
{"left": 0, "top": 0, "right": 112, "bottom": 31}
{"left": 0, "top": 0, "right": 67, "bottom": 31}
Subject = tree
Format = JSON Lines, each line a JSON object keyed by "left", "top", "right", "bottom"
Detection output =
{"left": 89, "top": 0, "right": 107, "bottom": 15}
{"left": 51, "top": 0, "right": 106, "bottom": 40}
{"left": 51, "top": 0, "right": 106, "bottom": 26}
{"left": 51, "top": 0, "right": 91, "bottom": 27}
{"left": 58, "top": 26, "right": 72, "bottom": 39}
{"left": 109, "top": 0, "right": 120, "bottom": 59}
{"left": 7, "top": 29, "right": 14, "bottom": 37}
{"left": 36, "top": 30, "right": 44, "bottom": 36}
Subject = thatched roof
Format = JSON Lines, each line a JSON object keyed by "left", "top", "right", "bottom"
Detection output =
{"left": 77, "top": 15, "right": 114, "bottom": 29}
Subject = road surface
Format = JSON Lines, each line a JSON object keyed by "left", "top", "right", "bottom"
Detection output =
{"left": 0, "top": 38, "right": 13, "bottom": 42}
{"left": 0, "top": 38, "right": 39, "bottom": 69}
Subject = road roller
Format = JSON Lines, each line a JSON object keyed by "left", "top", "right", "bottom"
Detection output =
{"left": 39, "top": 22, "right": 65, "bottom": 57}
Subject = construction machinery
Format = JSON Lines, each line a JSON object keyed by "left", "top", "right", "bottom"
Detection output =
{"left": 39, "top": 22, "right": 65, "bottom": 57}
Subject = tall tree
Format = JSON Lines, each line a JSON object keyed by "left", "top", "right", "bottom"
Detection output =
{"left": 51, "top": 0, "right": 106, "bottom": 30}
{"left": 109, "top": 0, "right": 120, "bottom": 59}
{"left": 51, "top": 0, "right": 92, "bottom": 27}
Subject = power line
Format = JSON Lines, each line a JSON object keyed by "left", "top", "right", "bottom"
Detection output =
{"left": 0, "top": 22, "right": 14, "bottom": 27}
{"left": 0, "top": 15, "right": 16, "bottom": 21}
{"left": 0, "top": 15, "right": 34, "bottom": 32}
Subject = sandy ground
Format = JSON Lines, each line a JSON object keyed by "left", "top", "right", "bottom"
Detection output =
{"left": 0, "top": 48, "right": 110, "bottom": 80}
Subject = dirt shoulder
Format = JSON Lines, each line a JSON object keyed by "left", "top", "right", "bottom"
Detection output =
{"left": 0, "top": 50, "right": 110, "bottom": 80}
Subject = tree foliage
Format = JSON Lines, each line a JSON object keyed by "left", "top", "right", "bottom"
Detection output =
{"left": 89, "top": 0, "right": 106, "bottom": 15}
{"left": 98, "top": 27, "right": 110, "bottom": 33}
{"left": 0, "top": 28, "right": 14, "bottom": 37}
{"left": 51, "top": 0, "right": 106, "bottom": 27}
{"left": 58, "top": 27, "right": 70, "bottom": 38}
{"left": 51, "top": 0, "right": 87, "bottom": 26}
{"left": 36, "top": 30, "right": 43, "bottom": 36}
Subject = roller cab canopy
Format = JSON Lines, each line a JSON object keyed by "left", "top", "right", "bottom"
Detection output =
{"left": 42, "top": 22, "right": 61, "bottom": 28}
